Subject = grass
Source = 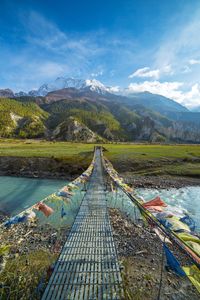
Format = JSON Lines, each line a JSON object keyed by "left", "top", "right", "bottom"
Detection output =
{"left": 128, "top": 164, "right": 200, "bottom": 177}
{"left": 0, "top": 139, "right": 200, "bottom": 177}
{"left": 104, "top": 144, "right": 200, "bottom": 178}
{"left": 0, "top": 249, "right": 57, "bottom": 300}
{"left": 0, "top": 139, "right": 95, "bottom": 166}
{"left": 0, "top": 139, "right": 95, "bottom": 158}
{"left": 164, "top": 163, "right": 200, "bottom": 177}
{"left": 1, "top": 139, "right": 200, "bottom": 160}
{"left": 104, "top": 143, "right": 200, "bottom": 160}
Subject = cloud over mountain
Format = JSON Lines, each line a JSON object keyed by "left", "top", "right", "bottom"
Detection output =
{"left": 126, "top": 80, "right": 200, "bottom": 108}
{"left": 129, "top": 67, "right": 160, "bottom": 79}
{"left": 129, "top": 65, "right": 173, "bottom": 80}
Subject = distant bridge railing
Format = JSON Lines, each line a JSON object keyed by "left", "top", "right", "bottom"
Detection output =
{"left": 101, "top": 150, "right": 200, "bottom": 269}
{"left": 0, "top": 152, "right": 96, "bottom": 300}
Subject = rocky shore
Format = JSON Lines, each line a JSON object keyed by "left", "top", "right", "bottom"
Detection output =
{"left": 123, "top": 173, "right": 200, "bottom": 189}
{"left": 109, "top": 208, "right": 199, "bottom": 300}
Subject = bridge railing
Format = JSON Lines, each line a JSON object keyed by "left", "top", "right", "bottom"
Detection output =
{"left": 0, "top": 154, "right": 96, "bottom": 300}
{"left": 101, "top": 149, "right": 200, "bottom": 298}
{"left": 102, "top": 151, "right": 200, "bottom": 267}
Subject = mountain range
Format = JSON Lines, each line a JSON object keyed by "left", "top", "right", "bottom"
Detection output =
{"left": 6, "top": 77, "right": 114, "bottom": 97}
{"left": 0, "top": 77, "right": 200, "bottom": 143}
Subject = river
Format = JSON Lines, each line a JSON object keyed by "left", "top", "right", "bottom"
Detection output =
{"left": 137, "top": 186, "right": 200, "bottom": 232}
{"left": 0, "top": 176, "right": 66, "bottom": 216}
{"left": 0, "top": 176, "right": 199, "bottom": 232}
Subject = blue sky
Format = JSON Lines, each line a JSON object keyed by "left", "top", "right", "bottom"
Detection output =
{"left": 0, "top": 0, "right": 200, "bottom": 107}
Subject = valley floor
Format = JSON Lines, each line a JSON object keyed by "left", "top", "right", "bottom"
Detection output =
{"left": 0, "top": 139, "right": 200, "bottom": 188}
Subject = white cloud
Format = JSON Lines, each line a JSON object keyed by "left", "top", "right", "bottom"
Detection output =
{"left": 129, "top": 64, "right": 173, "bottom": 80}
{"left": 189, "top": 59, "right": 200, "bottom": 65}
{"left": 181, "top": 83, "right": 200, "bottom": 108}
{"left": 24, "top": 11, "right": 104, "bottom": 59}
{"left": 9, "top": 11, "right": 142, "bottom": 91}
{"left": 155, "top": 11, "right": 200, "bottom": 69}
{"left": 38, "top": 62, "right": 66, "bottom": 77}
{"left": 107, "top": 86, "right": 120, "bottom": 93}
{"left": 162, "top": 64, "right": 174, "bottom": 75}
{"left": 91, "top": 71, "right": 104, "bottom": 77}
{"left": 126, "top": 80, "right": 200, "bottom": 108}
{"left": 181, "top": 65, "right": 192, "bottom": 74}
{"left": 129, "top": 67, "right": 160, "bottom": 79}
{"left": 127, "top": 80, "right": 183, "bottom": 99}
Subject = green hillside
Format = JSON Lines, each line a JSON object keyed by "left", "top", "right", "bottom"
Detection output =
{"left": 0, "top": 98, "right": 48, "bottom": 138}
{"left": 45, "top": 99, "right": 126, "bottom": 140}
{"left": 0, "top": 94, "right": 200, "bottom": 143}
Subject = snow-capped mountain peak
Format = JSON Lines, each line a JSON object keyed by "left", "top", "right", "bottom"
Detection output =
{"left": 24, "top": 77, "right": 110, "bottom": 97}
{"left": 13, "top": 77, "right": 120, "bottom": 97}
{"left": 85, "top": 79, "right": 108, "bottom": 93}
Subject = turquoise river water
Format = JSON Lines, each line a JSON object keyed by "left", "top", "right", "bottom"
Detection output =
{"left": 137, "top": 187, "right": 200, "bottom": 231}
{"left": 0, "top": 176, "right": 66, "bottom": 216}
{"left": 0, "top": 176, "right": 199, "bottom": 231}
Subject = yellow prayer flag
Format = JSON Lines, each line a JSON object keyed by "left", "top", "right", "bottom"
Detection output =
{"left": 182, "top": 264, "right": 200, "bottom": 293}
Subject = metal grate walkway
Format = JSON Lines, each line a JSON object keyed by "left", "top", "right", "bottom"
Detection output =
{"left": 42, "top": 149, "right": 123, "bottom": 300}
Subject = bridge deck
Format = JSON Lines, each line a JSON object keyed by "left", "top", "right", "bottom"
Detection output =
{"left": 42, "top": 149, "right": 123, "bottom": 300}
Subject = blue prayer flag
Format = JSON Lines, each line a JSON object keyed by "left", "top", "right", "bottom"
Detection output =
{"left": 163, "top": 244, "right": 186, "bottom": 277}
{"left": 180, "top": 215, "right": 195, "bottom": 231}
{"left": 61, "top": 205, "right": 67, "bottom": 218}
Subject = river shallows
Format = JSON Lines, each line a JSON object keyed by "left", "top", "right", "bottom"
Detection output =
{"left": 0, "top": 176, "right": 66, "bottom": 216}
{"left": 0, "top": 176, "right": 199, "bottom": 232}
{"left": 137, "top": 186, "right": 200, "bottom": 231}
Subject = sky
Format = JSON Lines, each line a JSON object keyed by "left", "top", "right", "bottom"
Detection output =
{"left": 0, "top": 0, "right": 200, "bottom": 108}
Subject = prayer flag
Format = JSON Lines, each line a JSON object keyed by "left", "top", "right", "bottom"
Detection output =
{"left": 163, "top": 243, "right": 186, "bottom": 277}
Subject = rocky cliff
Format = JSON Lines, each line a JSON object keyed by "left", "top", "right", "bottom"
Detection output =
{"left": 52, "top": 117, "right": 101, "bottom": 142}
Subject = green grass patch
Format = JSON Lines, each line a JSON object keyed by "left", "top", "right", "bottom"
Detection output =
{"left": 104, "top": 144, "right": 200, "bottom": 161}
{"left": 1, "top": 140, "right": 200, "bottom": 160}
{"left": 0, "top": 140, "right": 200, "bottom": 177}
{"left": 0, "top": 249, "right": 57, "bottom": 300}
{"left": 0, "top": 139, "right": 95, "bottom": 160}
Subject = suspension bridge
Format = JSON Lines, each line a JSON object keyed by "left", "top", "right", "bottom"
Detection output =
{"left": 0, "top": 146, "right": 199, "bottom": 299}
{"left": 42, "top": 148, "right": 124, "bottom": 299}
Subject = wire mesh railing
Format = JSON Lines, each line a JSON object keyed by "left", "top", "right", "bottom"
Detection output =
{"left": 0, "top": 158, "right": 95, "bottom": 300}
{"left": 41, "top": 147, "right": 124, "bottom": 300}
{"left": 101, "top": 150, "right": 200, "bottom": 299}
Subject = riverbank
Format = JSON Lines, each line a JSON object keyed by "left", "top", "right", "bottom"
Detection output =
{"left": 0, "top": 156, "right": 82, "bottom": 180}
{"left": 0, "top": 160, "right": 199, "bottom": 189}
{"left": 123, "top": 173, "right": 200, "bottom": 189}
{"left": 109, "top": 208, "right": 199, "bottom": 300}
{"left": 0, "top": 140, "right": 200, "bottom": 188}
{"left": 1, "top": 167, "right": 200, "bottom": 190}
